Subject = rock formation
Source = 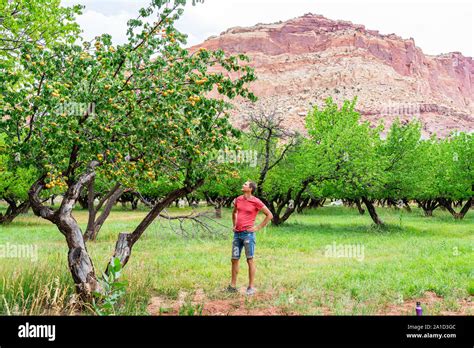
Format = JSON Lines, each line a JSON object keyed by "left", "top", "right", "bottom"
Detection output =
{"left": 190, "top": 13, "right": 473, "bottom": 137}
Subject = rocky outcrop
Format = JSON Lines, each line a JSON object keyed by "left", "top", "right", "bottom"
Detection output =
{"left": 190, "top": 13, "right": 473, "bottom": 137}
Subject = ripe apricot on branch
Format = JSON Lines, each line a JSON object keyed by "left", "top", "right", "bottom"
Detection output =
{"left": 195, "top": 78, "right": 208, "bottom": 85}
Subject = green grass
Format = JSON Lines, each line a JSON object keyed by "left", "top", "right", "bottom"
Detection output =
{"left": 0, "top": 204, "right": 472, "bottom": 315}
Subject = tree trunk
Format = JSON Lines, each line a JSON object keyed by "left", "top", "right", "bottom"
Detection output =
{"left": 361, "top": 197, "right": 384, "bottom": 226}
{"left": 388, "top": 198, "right": 400, "bottom": 210}
{"left": 0, "top": 199, "right": 30, "bottom": 224}
{"left": 84, "top": 183, "right": 125, "bottom": 242}
{"left": 439, "top": 198, "right": 472, "bottom": 220}
{"left": 268, "top": 177, "right": 314, "bottom": 226}
{"left": 355, "top": 199, "right": 365, "bottom": 215}
{"left": 59, "top": 215, "right": 101, "bottom": 298}
{"left": 77, "top": 194, "right": 89, "bottom": 210}
{"left": 458, "top": 198, "right": 472, "bottom": 219}
{"left": 28, "top": 167, "right": 102, "bottom": 300}
{"left": 271, "top": 213, "right": 282, "bottom": 226}
{"left": 278, "top": 207, "right": 295, "bottom": 225}
{"left": 215, "top": 204, "right": 222, "bottom": 219}
{"left": 403, "top": 199, "right": 412, "bottom": 212}
{"left": 203, "top": 193, "right": 223, "bottom": 219}
{"left": 111, "top": 181, "right": 203, "bottom": 270}
{"left": 416, "top": 199, "right": 439, "bottom": 217}
{"left": 296, "top": 197, "right": 310, "bottom": 213}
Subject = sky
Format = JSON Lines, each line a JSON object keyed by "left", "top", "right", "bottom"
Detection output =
{"left": 62, "top": 0, "right": 473, "bottom": 56}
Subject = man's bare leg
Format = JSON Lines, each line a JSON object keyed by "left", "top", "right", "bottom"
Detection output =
{"left": 247, "top": 258, "right": 255, "bottom": 288}
{"left": 231, "top": 259, "right": 239, "bottom": 287}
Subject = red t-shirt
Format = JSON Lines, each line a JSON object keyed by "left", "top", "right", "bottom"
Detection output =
{"left": 234, "top": 195, "right": 265, "bottom": 232}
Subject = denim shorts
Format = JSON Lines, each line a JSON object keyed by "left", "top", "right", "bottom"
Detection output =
{"left": 232, "top": 231, "right": 256, "bottom": 260}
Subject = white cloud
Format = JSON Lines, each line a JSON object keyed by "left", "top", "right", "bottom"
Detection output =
{"left": 63, "top": 0, "right": 473, "bottom": 56}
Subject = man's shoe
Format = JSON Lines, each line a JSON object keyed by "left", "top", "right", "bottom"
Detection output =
{"left": 226, "top": 285, "right": 238, "bottom": 293}
{"left": 246, "top": 287, "right": 256, "bottom": 296}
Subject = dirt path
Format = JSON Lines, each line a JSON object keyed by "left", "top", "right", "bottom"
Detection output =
{"left": 147, "top": 287, "right": 297, "bottom": 316}
{"left": 147, "top": 289, "right": 473, "bottom": 316}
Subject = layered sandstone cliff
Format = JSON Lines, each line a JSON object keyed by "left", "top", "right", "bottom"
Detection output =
{"left": 190, "top": 13, "right": 473, "bottom": 137}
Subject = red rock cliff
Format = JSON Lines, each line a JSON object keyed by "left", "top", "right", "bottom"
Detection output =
{"left": 190, "top": 13, "right": 473, "bottom": 137}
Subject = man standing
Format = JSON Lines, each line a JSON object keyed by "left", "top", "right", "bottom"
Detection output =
{"left": 228, "top": 180, "right": 273, "bottom": 295}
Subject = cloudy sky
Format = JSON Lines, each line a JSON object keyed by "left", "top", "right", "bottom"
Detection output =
{"left": 62, "top": 0, "right": 473, "bottom": 56}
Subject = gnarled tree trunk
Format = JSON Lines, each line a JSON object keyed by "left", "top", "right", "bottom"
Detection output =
{"left": 361, "top": 197, "right": 383, "bottom": 226}
{"left": 265, "top": 177, "right": 315, "bottom": 226}
{"left": 416, "top": 199, "right": 440, "bottom": 217}
{"left": 203, "top": 193, "right": 223, "bottom": 219}
{"left": 439, "top": 198, "right": 472, "bottom": 220}
{"left": 59, "top": 214, "right": 100, "bottom": 298}
{"left": 28, "top": 166, "right": 102, "bottom": 300}
{"left": 0, "top": 198, "right": 30, "bottom": 224}
{"left": 111, "top": 181, "right": 204, "bottom": 270}
{"left": 83, "top": 181, "right": 126, "bottom": 242}
{"left": 354, "top": 199, "right": 365, "bottom": 215}
{"left": 296, "top": 196, "right": 310, "bottom": 213}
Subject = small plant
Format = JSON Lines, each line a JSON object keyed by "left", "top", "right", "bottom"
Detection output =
{"left": 467, "top": 282, "right": 474, "bottom": 296}
{"left": 178, "top": 302, "right": 203, "bottom": 316}
{"left": 159, "top": 306, "right": 172, "bottom": 315}
{"left": 92, "top": 257, "right": 128, "bottom": 316}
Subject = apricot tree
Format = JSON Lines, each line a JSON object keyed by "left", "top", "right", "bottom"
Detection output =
{"left": 1, "top": 0, "right": 256, "bottom": 299}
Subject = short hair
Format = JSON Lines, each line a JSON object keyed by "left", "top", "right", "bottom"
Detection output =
{"left": 248, "top": 181, "right": 257, "bottom": 194}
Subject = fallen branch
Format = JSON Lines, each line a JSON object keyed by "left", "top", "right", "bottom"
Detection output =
{"left": 157, "top": 209, "right": 229, "bottom": 239}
